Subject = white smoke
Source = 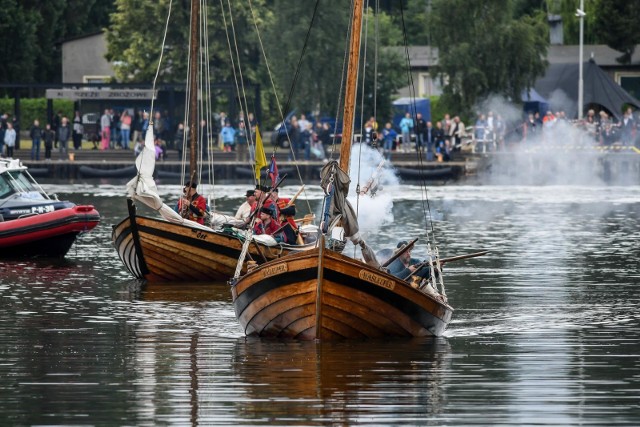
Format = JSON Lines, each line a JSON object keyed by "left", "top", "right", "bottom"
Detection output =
{"left": 472, "top": 93, "right": 628, "bottom": 186}
{"left": 347, "top": 144, "right": 400, "bottom": 236}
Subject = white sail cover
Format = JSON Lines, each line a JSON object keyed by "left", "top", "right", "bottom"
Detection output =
{"left": 125, "top": 126, "right": 211, "bottom": 231}
{"left": 125, "top": 126, "right": 247, "bottom": 232}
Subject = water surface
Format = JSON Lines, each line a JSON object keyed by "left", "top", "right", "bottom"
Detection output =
{"left": 1, "top": 182, "right": 639, "bottom": 425}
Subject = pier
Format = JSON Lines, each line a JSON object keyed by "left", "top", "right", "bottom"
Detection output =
{"left": 14, "top": 148, "right": 472, "bottom": 182}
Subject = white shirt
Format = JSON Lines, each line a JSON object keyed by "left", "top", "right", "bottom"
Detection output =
{"left": 235, "top": 201, "right": 252, "bottom": 220}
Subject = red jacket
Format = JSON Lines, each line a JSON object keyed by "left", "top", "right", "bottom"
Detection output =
{"left": 253, "top": 218, "right": 281, "bottom": 236}
{"left": 176, "top": 193, "right": 207, "bottom": 224}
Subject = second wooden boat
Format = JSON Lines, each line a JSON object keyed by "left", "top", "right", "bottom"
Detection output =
{"left": 232, "top": 244, "right": 453, "bottom": 340}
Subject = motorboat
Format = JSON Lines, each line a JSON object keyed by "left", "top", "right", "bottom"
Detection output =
{"left": 0, "top": 158, "right": 100, "bottom": 257}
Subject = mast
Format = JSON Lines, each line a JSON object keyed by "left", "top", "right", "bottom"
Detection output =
{"left": 338, "top": 0, "right": 365, "bottom": 172}
{"left": 188, "top": 0, "right": 200, "bottom": 181}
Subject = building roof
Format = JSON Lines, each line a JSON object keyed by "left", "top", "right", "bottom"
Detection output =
{"left": 534, "top": 59, "right": 640, "bottom": 119}
{"left": 386, "top": 44, "right": 640, "bottom": 68}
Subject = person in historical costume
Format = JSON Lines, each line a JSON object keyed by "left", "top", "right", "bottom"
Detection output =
{"left": 387, "top": 241, "right": 432, "bottom": 282}
{"left": 175, "top": 181, "right": 208, "bottom": 225}
{"left": 253, "top": 206, "right": 281, "bottom": 237}
{"left": 235, "top": 189, "right": 256, "bottom": 221}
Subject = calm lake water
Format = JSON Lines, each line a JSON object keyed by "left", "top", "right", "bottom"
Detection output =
{"left": 1, "top": 179, "right": 639, "bottom": 425}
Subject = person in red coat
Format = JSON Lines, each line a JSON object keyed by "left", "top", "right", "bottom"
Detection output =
{"left": 253, "top": 206, "right": 281, "bottom": 237}
{"left": 175, "top": 181, "right": 208, "bottom": 224}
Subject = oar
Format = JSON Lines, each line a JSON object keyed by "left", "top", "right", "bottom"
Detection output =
{"left": 438, "top": 250, "right": 489, "bottom": 265}
{"left": 284, "top": 184, "right": 305, "bottom": 208}
{"left": 405, "top": 250, "right": 489, "bottom": 282}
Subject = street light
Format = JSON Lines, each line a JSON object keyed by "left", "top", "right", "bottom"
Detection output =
{"left": 576, "top": 0, "right": 585, "bottom": 120}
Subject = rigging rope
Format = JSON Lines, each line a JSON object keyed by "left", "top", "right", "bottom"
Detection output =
{"left": 398, "top": 0, "right": 443, "bottom": 294}
{"left": 247, "top": 0, "right": 318, "bottom": 213}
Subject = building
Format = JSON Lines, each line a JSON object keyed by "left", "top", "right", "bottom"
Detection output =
{"left": 61, "top": 32, "right": 114, "bottom": 84}
{"left": 389, "top": 45, "right": 640, "bottom": 101}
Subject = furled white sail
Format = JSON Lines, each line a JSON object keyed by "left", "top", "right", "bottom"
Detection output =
{"left": 126, "top": 126, "right": 209, "bottom": 230}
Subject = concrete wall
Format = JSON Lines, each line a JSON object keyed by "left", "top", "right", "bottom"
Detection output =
{"left": 62, "top": 33, "right": 115, "bottom": 84}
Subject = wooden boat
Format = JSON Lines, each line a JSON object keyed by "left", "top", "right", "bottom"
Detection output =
{"left": 114, "top": 199, "right": 314, "bottom": 282}
{"left": 230, "top": 0, "right": 466, "bottom": 340}
{"left": 112, "top": 0, "right": 315, "bottom": 282}
{"left": 0, "top": 158, "right": 99, "bottom": 258}
{"left": 232, "top": 245, "right": 452, "bottom": 339}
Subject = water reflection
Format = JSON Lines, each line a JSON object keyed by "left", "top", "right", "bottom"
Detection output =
{"left": 2, "top": 184, "right": 639, "bottom": 425}
{"left": 230, "top": 338, "right": 451, "bottom": 424}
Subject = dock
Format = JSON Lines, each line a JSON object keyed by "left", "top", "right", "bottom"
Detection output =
{"left": 13, "top": 147, "right": 472, "bottom": 182}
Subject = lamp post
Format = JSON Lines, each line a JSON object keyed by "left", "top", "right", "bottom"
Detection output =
{"left": 577, "top": 0, "right": 585, "bottom": 120}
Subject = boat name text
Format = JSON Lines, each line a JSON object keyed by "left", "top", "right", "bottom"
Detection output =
{"left": 359, "top": 270, "right": 395, "bottom": 290}
{"left": 263, "top": 263, "right": 288, "bottom": 277}
{"left": 10, "top": 205, "right": 55, "bottom": 215}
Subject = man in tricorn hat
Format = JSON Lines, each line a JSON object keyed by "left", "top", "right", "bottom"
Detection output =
{"left": 235, "top": 189, "right": 256, "bottom": 221}
{"left": 253, "top": 206, "right": 281, "bottom": 237}
{"left": 175, "top": 180, "right": 208, "bottom": 225}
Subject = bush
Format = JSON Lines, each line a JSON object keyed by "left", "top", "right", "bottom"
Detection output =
{"left": 0, "top": 97, "right": 74, "bottom": 131}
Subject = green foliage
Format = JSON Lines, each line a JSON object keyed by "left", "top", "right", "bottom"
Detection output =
{"left": 0, "top": 0, "right": 40, "bottom": 84}
{"left": 545, "top": 0, "right": 600, "bottom": 45}
{"left": 395, "top": 0, "right": 430, "bottom": 45}
{"left": 0, "top": 98, "right": 73, "bottom": 132}
{"left": 428, "top": 96, "right": 445, "bottom": 122}
{"left": 261, "top": 2, "right": 404, "bottom": 124}
{"left": 0, "top": 1, "right": 114, "bottom": 85}
{"left": 428, "top": 0, "right": 549, "bottom": 116}
{"left": 106, "top": 0, "right": 270, "bottom": 84}
{"left": 593, "top": 0, "right": 640, "bottom": 64}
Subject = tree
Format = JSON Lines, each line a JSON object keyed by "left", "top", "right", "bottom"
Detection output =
{"left": 428, "top": 0, "right": 549, "bottom": 116}
{"left": 593, "top": 0, "right": 640, "bottom": 64}
{"left": 264, "top": 1, "right": 403, "bottom": 123}
{"left": 106, "top": 0, "right": 270, "bottom": 84}
{"left": 0, "top": 0, "right": 114, "bottom": 85}
{"left": 0, "top": 0, "right": 40, "bottom": 84}
{"left": 542, "top": 0, "right": 600, "bottom": 45}
{"left": 395, "top": 0, "right": 430, "bottom": 45}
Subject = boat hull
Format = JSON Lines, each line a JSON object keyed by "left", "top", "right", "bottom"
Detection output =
{"left": 0, "top": 205, "right": 100, "bottom": 258}
{"left": 231, "top": 247, "right": 453, "bottom": 340}
{"left": 112, "top": 200, "right": 307, "bottom": 282}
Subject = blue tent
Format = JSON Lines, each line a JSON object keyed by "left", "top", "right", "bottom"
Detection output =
{"left": 392, "top": 97, "right": 431, "bottom": 128}
{"left": 521, "top": 88, "right": 549, "bottom": 118}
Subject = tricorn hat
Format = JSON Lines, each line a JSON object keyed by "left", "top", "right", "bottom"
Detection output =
{"left": 259, "top": 206, "right": 274, "bottom": 216}
{"left": 245, "top": 189, "right": 255, "bottom": 197}
{"left": 255, "top": 184, "right": 270, "bottom": 192}
{"left": 396, "top": 240, "right": 408, "bottom": 249}
{"left": 184, "top": 180, "right": 198, "bottom": 188}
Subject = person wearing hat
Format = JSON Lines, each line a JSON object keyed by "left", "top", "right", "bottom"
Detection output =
{"left": 252, "top": 184, "right": 270, "bottom": 209}
{"left": 235, "top": 189, "right": 256, "bottom": 221}
{"left": 272, "top": 189, "right": 300, "bottom": 244}
{"left": 253, "top": 206, "right": 281, "bottom": 237}
{"left": 175, "top": 180, "right": 208, "bottom": 225}
{"left": 387, "top": 241, "right": 431, "bottom": 281}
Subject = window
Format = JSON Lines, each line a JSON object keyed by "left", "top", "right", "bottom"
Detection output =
{"left": 615, "top": 72, "right": 640, "bottom": 100}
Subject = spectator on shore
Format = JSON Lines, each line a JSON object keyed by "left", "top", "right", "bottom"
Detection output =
{"left": 399, "top": 112, "right": 413, "bottom": 153}
{"left": 72, "top": 111, "right": 83, "bottom": 150}
{"left": 4, "top": 122, "right": 16, "bottom": 158}
{"left": 100, "top": 109, "right": 111, "bottom": 150}
{"left": 43, "top": 123, "right": 55, "bottom": 161}
{"left": 57, "top": 117, "right": 71, "bottom": 160}
{"left": 381, "top": 122, "right": 398, "bottom": 160}
{"left": 30, "top": 119, "right": 42, "bottom": 160}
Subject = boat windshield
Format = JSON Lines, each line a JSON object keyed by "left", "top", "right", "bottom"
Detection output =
{"left": 0, "top": 171, "right": 46, "bottom": 200}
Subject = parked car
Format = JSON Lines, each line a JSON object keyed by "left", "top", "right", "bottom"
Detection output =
{"left": 82, "top": 112, "right": 100, "bottom": 142}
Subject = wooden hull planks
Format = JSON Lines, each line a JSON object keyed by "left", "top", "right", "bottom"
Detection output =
{"left": 112, "top": 201, "right": 310, "bottom": 283}
{"left": 231, "top": 248, "right": 453, "bottom": 340}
